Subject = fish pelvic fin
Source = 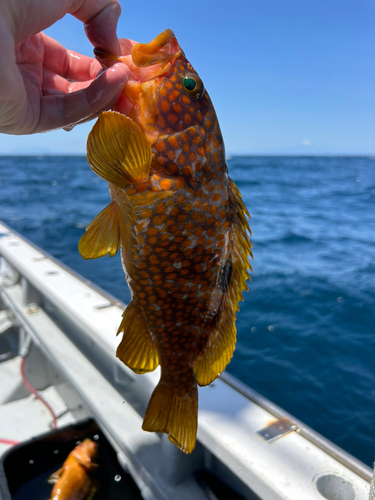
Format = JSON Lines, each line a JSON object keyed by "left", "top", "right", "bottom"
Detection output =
{"left": 193, "top": 178, "right": 252, "bottom": 387}
{"left": 87, "top": 111, "right": 152, "bottom": 189}
{"left": 142, "top": 372, "right": 198, "bottom": 454}
{"left": 79, "top": 202, "right": 120, "bottom": 259}
{"left": 116, "top": 301, "right": 159, "bottom": 374}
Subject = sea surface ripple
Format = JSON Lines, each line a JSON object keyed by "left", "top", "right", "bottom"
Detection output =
{"left": 0, "top": 155, "right": 374, "bottom": 465}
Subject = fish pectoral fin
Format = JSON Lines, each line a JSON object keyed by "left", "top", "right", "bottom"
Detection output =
{"left": 87, "top": 111, "right": 152, "bottom": 189}
{"left": 47, "top": 467, "right": 64, "bottom": 484}
{"left": 116, "top": 301, "right": 159, "bottom": 373}
{"left": 79, "top": 202, "right": 120, "bottom": 260}
{"left": 142, "top": 372, "right": 198, "bottom": 454}
{"left": 71, "top": 449, "right": 99, "bottom": 470}
{"left": 76, "top": 459, "right": 99, "bottom": 472}
{"left": 194, "top": 178, "right": 252, "bottom": 387}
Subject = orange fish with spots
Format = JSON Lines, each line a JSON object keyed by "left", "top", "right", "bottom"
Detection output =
{"left": 79, "top": 29, "right": 252, "bottom": 453}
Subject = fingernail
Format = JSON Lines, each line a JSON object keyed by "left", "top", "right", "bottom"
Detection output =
{"left": 63, "top": 124, "right": 75, "bottom": 132}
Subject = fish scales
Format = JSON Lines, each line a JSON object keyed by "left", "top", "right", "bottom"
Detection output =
{"left": 80, "top": 29, "right": 252, "bottom": 454}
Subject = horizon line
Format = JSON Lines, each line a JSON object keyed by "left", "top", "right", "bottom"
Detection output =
{"left": 1, "top": 153, "right": 375, "bottom": 158}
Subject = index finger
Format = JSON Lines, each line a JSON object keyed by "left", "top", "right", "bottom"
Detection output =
{"left": 42, "top": 34, "right": 101, "bottom": 82}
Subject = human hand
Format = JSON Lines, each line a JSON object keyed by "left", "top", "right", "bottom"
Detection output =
{"left": 0, "top": 0, "right": 130, "bottom": 135}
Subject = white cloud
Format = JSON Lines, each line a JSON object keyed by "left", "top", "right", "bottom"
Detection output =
{"left": 302, "top": 139, "right": 311, "bottom": 146}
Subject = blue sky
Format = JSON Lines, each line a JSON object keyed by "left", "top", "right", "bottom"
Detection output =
{"left": 1, "top": 0, "right": 374, "bottom": 155}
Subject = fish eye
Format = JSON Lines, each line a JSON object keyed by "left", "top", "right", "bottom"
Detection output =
{"left": 183, "top": 77, "right": 196, "bottom": 91}
{"left": 182, "top": 73, "right": 204, "bottom": 99}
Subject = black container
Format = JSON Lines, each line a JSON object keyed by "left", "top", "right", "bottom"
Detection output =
{"left": 0, "top": 419, "right": 143, "bottom": 500}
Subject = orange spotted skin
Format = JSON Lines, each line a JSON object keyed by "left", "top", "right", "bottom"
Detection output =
{"left": 112, "top": 54, "right": 232, "bottom": 397}
{"left": 88, "top": 30, "right": 252, "bottom": 452}
{"left": 147, "top": 58, "right": 224, "bottom": 183}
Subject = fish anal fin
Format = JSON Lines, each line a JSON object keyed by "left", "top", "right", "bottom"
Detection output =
{"left": 87, "top": 111, "right": 152, "bottom": 188}
{"left": 116, "top": 301, "right": 159, "bottom": 374}
{"left": 142, "top": 373, "right": 198, "bottom": 454}
{"left": 79, "top": 202, "right": 120, "bottom": 260}
{"left": 194, "top": 179, "right": 252, "bottom": 387}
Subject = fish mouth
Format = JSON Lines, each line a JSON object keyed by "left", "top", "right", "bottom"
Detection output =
{"left": 131, "top": 29, "right": 180, "bottom": 68}
{"left": 94, "top": 29, "right": 181, "bottom": 114}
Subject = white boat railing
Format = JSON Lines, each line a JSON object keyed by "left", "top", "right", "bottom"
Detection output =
{"left": 0, "top": 221, "right": 372, "bottom": 500}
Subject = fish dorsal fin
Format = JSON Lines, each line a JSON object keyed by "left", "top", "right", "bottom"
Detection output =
{"left": 116, "top": 301, "right": 159, "bottom": 374}
{"left": 193, "top": 178, "right": 252, "bottom": 386}
{"left": 79, "top": 202, "right": 120, "bottom": 259}
{"left": 87, "top": 111, "right": 152, "bottom": 188}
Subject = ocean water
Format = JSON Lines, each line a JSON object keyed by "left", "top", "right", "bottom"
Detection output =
{"left": 0, "top": 155, "right": 374, "bottom": 466}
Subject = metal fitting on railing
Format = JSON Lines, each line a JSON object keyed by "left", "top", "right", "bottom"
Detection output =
{"left": 19, "top": 327, "right": 32, "bottom": 358}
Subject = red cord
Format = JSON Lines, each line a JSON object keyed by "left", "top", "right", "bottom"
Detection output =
{"left": 0, "top": 438, "right": 20, "bottom": 445}
{"left": 20, "top": 357, "right": 58, "bottom": 429}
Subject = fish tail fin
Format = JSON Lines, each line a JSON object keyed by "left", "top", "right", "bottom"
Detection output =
{"left": 142, "top": 372, "right": 198, "bottom": 454}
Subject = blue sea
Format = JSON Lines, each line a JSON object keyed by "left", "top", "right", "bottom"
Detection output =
{"left": 0, "top": 155, "right": 374, "bottom": 466}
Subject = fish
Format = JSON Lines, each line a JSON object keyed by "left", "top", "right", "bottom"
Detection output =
{"left": 47, "top": 439, "right": 98, "bottom": 500}
{"left": 79, "top": 29, "right": 252, "bottom": 453}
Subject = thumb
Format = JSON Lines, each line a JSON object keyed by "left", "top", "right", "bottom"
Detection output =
{"left": 35, "top": 63, "right": 129, "bottom": 133}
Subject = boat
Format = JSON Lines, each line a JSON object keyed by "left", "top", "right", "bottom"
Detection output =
{"left": 0, "top": 220, "right": 373, "bottom": 499}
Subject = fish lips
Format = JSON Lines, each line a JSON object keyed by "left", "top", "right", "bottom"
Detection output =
{"left": 94, "top": 29, "right": 181, "bottom": 105}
